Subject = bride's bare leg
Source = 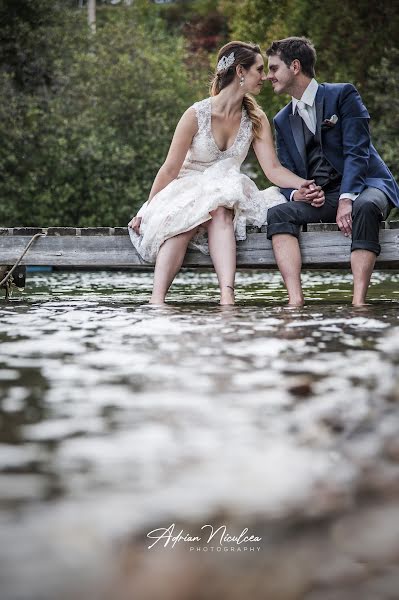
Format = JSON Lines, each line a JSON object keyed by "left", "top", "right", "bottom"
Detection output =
{"left": 151, "top": 228, "right": 199, "bottom": 304}
{"left": 206, "top": 207, "right": 236, "bottom": 305}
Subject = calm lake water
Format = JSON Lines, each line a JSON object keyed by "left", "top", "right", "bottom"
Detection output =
{"left": 1, "top": 270, "right": 399, "bottom": 600}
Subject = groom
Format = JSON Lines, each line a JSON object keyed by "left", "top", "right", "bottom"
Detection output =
{"left": 265, "top": 37, "right": 399, "bottom": 306}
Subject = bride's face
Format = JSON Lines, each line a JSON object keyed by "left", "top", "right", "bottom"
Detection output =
{"left": 242, "top": 54, "right": 267, "bottom": 95}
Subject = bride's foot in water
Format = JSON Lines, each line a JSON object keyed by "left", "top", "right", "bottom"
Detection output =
{"left": 149, "top": 295, "right": 167, "bottom": 305}
{"left": 220, "top": 285, "right": 235, "bottom": 305}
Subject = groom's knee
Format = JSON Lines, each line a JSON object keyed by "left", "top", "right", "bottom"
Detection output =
{"left": 351, "top": 188, "right": 390, "bottom": 256}
{"left": 352, "top": 188, "right": 388, "bottom": 223}
{"left": 266, "top": 204, "right": 301, "bottom": 240}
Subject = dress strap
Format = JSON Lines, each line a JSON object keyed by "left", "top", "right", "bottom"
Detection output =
{"left": 192, "top": 98, "right": 211, "bottom": 133}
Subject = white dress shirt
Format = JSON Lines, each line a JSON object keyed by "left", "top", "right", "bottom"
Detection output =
{"left": 292, "top": 77, "right": 318, "bottom": 134}
{"left": 290, "top": 78, "right": 357, "bottom": 202}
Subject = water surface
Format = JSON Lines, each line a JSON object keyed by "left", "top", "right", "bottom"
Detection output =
{"left": 1, "top": 270, "right": 399, "bottom": 599}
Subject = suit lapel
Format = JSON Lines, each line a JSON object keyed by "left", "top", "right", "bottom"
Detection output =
{"left": 280, "top": 84, "right": 326, "bottom": 175}
{"left": 289, "top": 112, "right": 307, "bottom": 168}
{"left": 315, "top": 84, "right": 325, "bottom": 140}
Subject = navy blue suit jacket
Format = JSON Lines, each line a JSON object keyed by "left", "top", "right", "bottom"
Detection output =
{"left": 274, "top": 83, "right": 399, "bottom": 207}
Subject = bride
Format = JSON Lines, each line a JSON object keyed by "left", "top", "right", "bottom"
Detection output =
{"left": 128, "top": 41, "right": 322, "bottom": 305}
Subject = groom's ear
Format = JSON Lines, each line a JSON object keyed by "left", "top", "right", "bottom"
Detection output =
{"left": 291, "top": 59, "right": 301, "bottom": 75}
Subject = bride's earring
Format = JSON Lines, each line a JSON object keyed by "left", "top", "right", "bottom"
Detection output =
{"left": 240, "top": 76, "right": 245, "bottom": 87}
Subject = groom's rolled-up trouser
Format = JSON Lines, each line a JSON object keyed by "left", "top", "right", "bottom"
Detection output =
{"left": 267, "top": 185, "right": 391, "bottom": 256}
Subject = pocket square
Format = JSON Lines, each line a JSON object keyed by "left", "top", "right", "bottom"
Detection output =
{"left": 322, "top": 114, "right": 339, "bottom": 127}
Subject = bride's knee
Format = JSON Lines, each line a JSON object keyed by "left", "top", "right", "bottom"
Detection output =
{"left": 210, "top": 206, "right": 233, "bottom": 224}
{"left": 179, "top": 226, "right": 200, "bottom": 241}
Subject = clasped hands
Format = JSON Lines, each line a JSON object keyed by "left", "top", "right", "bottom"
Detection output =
{"left": 293, "top": 180, "right": 325, "bottom": 207}
{"left": 294, "top": 183, "right": 353, "bottom": 236}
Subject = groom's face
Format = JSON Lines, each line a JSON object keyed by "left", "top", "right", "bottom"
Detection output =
{"left": 267, "top": 54, "right": 295, "bottom": 95}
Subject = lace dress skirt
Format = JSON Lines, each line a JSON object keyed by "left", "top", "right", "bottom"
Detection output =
{"left": 128, "top": 157, "right": 286, "bottom": 263}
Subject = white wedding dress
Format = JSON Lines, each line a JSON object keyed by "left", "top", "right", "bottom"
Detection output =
{"left": 128, "top": 97, "right": 286, "bottom": 262}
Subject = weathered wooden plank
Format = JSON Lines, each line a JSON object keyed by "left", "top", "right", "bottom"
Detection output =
{"left": 0, "top": 227, "right": 128, "bottom": 236}
{"left": 0, "top": 227, "right": 398, "bottom": 268}
{"left": 0, "top": 235, "right": 146, "bottom": 267}
{"left": 0, "top": 222, "right": 393, "bottom": 235}
{"left": 307, "top": 221, "right": 392, "bottom": 232}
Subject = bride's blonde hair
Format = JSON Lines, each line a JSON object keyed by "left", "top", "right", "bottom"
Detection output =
{"left": 210, "top": 41, "right": 264, "bottom": 139}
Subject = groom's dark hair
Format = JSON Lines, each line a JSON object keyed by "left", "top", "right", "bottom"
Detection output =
{"left": 266, "top": 37, "right": 316, "bottom": 78}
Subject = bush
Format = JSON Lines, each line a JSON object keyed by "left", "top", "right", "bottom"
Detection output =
{"left": 0, "top": 2, "right": 203, "bottom": 226}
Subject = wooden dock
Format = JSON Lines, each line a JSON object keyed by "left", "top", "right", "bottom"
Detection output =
{"left": 0, "top": 224, "right": 398, "bottom": 269}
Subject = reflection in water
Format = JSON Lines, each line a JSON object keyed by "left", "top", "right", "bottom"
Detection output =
{"left": 0, "top": 270, "right": 399, "bottom": 599}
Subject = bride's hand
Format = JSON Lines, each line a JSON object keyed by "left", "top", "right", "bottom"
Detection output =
{"left": 128, "top": 216, "right": 142, "bottom": 234}
{"left": 294, "top": 181, "right": 325, "bottom": 207}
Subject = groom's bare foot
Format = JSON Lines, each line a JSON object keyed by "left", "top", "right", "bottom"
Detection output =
{"left": 287, "top": 294, "right": 304, "bottom": 307}
{"left": 284, "top": 302, "right": 304, "bottom": 310}
{"left": 220, "top": 286, "right": 235, "bottom": 305}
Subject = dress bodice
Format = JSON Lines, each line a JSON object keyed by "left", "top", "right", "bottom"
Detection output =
{"left": 179, "top": 97, "right": 253, "bottom": 177}
{"left": 129, "top": 96, "right": 286, "bottom": 262}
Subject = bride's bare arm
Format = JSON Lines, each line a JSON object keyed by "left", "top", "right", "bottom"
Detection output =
{"left": 147, "top": 108, "right": 198, "bottom": 201}
{"left": 129, "top": 108, "right": 198, "bottom": 231}
{"left": 252, "top": 112, "right": 312, "bottom": 190}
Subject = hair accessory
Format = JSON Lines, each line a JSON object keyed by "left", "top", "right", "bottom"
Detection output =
{"left": 216, "top": 51, "right": 235, "bottom": 73}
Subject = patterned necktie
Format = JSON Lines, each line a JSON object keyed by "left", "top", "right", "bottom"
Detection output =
{"left": 297, "top": 100, "right": 315, "bottom": 134}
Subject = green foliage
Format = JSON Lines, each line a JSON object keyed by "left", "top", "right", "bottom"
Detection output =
{"left": 367, "top": 48, "right": 399, "bottom": 220}
{"left": 0, "top": 2, "right": 202, "bottom": 226}
{"left": 0, "top": 0, "right": 398, "bottom": 225}
{"left": 218, "top": 0, "right": 399, "bottom": 192}
{"left": 220, "top": 0, "right": 399, "bottom": 86}
{"left": 366, "top": 49, "right": 399, "bottom": 179}
{"left": 0, "top": 0, "right": 82, "bottom": 92}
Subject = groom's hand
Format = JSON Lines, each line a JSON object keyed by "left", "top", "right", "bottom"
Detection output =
{"left": 336, "top": 198, "right": 353, "bottom": 236}
{"left": 294, "top": 182, "right": 325, "bottom": 207}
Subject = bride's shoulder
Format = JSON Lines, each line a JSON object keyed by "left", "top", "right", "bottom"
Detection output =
{"left": 182, "top": 98, "right": 209, "bottom": 117}
{"left": 192, "top": 97, "right": 210, "bottom": 106}
{"left": 256, "top": 108, "right": 270, "bottom": 126}
{"left": 253, "top": 110, "right": 274, "bottom": 139}
{"left": 191, "top": 97, "right": 211, "bottom": 112}
{"left": 189, "top": 98, "right": 210, "bottom": 128}
{"left": 174, "top": 105, "right": 200, "bottom": 137}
